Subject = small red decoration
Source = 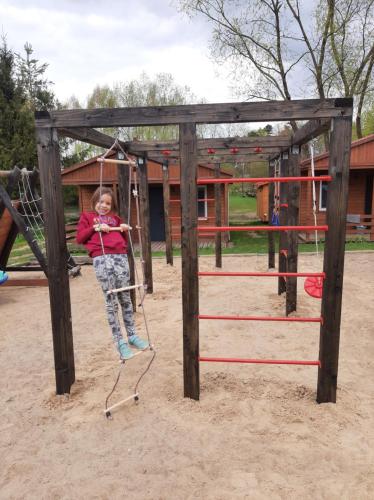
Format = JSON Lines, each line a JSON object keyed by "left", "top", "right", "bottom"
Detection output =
{"left": 207, "top": 148, "right": 216, "bottom": 154}
{"left": 254, "top": 146, "right": 263, "bottom": 153}
{"left": 162, "top": 149, "right": 171, "bottom": 156}
{"left": 230, "top": 147, "right": 239, "bottom": 154}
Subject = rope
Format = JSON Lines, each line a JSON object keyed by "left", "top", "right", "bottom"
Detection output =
{"left": 18, "top": 169, "right": 46, "bottom": 253}
{"left": 309, "top": 141, "right": 319, "bottom": 256}
{"left": 17, "top": 168, "right": 79, "bottom": 273}
{"left": 271, "top": 158, "right": 280, "bottom": 226}
{"left": 96, "top": 140, "right": 156, "bottom": 415}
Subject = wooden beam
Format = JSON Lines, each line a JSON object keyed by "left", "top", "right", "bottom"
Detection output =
{"left": 59, "top": 127, "right": 126, "bottom": 150}
{"left": 36, "top": 98, "right": 353, "bottom": 129}
{"left": 123, "top": 136, "right": 291, "bottom": 152}
{"left": 286, "top": 146, "right": 300, "bottom": 315}
{"left": 278, "top": 153, "right": 289, "bottom": 295}
{"left": 1, "top": 278, "right": 48, "bottom": 287}
{"left": 162, "top": 160, "right": 173, "bottom": 265}
{"left": 214, "top": 164, "right": 222, "bottom": 268}
{"left": 36, "top": 126, "right": 75, "bottom": 395}
{"left": 180, "top": 122, "right": 199, "bottom": 400}
{"left": 137, "top": 156, "right": 153, "bottom": 294}
{"left": 317, "top": 115, "right": 352, "bottom": 403}
{"left": 290, "top": 119, "right": 331, "bottom": 147}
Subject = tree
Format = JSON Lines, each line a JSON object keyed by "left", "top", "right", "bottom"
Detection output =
{"left": 92, "top": 72, "right": 198, "bottom": 141}
{"left": 0, "top": 39, "right": 57, "bottom": 170}
{"left": 179, "top": 0, "right": 374, "bottom": 138}
{"left": 0, "top": 39, "right": 35, "bottom": 169}
{"left": 16, "top": 42, "right": 56, "bottom": 111}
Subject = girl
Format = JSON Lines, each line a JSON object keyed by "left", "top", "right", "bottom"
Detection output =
{"left": 76, "top": 186, "right": 148, "bottom": 360}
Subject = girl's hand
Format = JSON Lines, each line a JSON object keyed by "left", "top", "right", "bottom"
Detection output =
{"left": 94, "top": 223, "right": 110, "bottom": 233}
{"left": 120, "top": 223, "right": 132, "bottom": 232}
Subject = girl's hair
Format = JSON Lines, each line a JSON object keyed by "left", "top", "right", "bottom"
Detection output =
{"left": 91, "top": 186, "right": 117, "bottom": 212}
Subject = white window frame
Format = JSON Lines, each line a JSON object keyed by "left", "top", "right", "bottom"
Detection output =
{"left": 319, "top": 180, "right": 328, "bottom": 211}
{"left": 197, "top": 185, "right": 208, "bottom": 219}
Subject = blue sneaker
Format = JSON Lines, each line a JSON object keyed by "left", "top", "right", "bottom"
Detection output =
{"left": 129, "top": 335, "right": 149, "bottom": 350}
{"left": 0, "top": 271, "right": 8, "bottom": 285}
{"left": 118, "top": 340, "right": 134, "bottom": 360}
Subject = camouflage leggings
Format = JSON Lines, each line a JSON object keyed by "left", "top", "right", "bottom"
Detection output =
{"left": 93, "top": 254, "right": 136, "bottom": 344}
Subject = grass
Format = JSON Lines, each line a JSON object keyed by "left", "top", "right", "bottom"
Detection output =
{"left": 229, "top": 193, "right": 257, "bottom": 223}
{"left": 6, "top": 201, "right": 374, "bottom": 266}
{"left": 229, "top": 193, "right": 257, "bottom": 213}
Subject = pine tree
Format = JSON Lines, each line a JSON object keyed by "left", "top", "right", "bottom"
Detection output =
{"left": 0, "top": 39, "right": 58, "bottom": 170}
{"left": 0, "top": 38, "right": 33, "bottom": 169}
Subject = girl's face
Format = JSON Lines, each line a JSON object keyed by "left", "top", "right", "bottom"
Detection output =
{"left": 95, "top": 193, "right": 112, "bottom": 215}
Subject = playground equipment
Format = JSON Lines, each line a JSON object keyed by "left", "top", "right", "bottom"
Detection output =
{"left": 35, "top": 98, "right": 352, "bottom": 405}
{"left": 93, "top": 141, "right": 156, "bottom": 417}
{"left": 0, "top": 167, "right": 80, "bottom": 285}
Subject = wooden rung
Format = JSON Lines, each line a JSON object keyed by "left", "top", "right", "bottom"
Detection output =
{"left": 1, "top": 278, "right": 48, "bottom": 287}
{"left": 98, "top": 158, "right": 136, "bottom": 166}
{"left": 107, "top": 284, "right": 144, "bottom": 294}
{"left": 104, "top": 393, "right": 139, "bottom": 416}
{"left": 95, "top": 225, "right": 132, "bottom": 232}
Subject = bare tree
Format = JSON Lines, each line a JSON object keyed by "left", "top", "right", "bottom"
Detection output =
{"left": 179, "top": 0, "right": 374, "bottom": 137}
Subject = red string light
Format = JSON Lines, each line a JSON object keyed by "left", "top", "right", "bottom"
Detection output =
{"left": 230, "top": 147, "right": 239, "bottom": 154}
{"left": 254, "top": 146, "right": 263, "bottom": 153}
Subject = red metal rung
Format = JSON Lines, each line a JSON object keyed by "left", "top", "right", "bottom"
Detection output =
{"left": 198, "top": 272, "right": 326, "bottom": 278}
{"left": 197, "top": 176, "right": 332, "bottom": 185}
{"left": 198, "top": 314, "right": 322, "bottom": 323}
{"left": 198, "top": 225, "right": 328, "bottom": 232}
{"left": 199, "top": 357, "right": 321, "bottom": 366}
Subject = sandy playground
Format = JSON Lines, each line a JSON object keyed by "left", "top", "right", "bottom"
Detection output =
{"left": 1, "top": 252, "right": 374, "bottom": 499}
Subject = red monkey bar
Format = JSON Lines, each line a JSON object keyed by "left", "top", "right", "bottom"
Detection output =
{"left": 199, "top": 357, "right": 321, "bottom": 366}
{"left": 198, "top": 225, "right": 328, "bottom": 232}
{"left": 198, "top": 315, "right": 323, "bottom": 323}
{"left": 197, "top": 175, "right": 332, "bottom": 185}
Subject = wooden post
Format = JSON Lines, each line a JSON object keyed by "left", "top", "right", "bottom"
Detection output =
{"left": 117, "top": 161, "right": 136, "bottom": 311}
{"left": 317, "top": 115, "right": 352, "bottom": 403}
{"left": 180, "top": 122, "right": 199, "bottom": 400}
{"left": 35, "top": 124, "right": 75, "bottom": 394}
{"left": 268, "top": 160, "right": 275, "bottom": 269}
{"left": 162, "top": 159, "right": 173, "bottom": 265}
{"left": 278, "top": 153, "right": 289, "bottom": 295}
{"left": 137, "top": 155, "right": 153, "bottom": 293}
{"left": 286, "top": 146, "right": 300, "bottom": 315}
{"left": 214, "top": 163, "right": 222, "bottom": 268}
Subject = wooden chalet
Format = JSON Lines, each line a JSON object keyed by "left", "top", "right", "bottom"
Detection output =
{"left": 256, "top": 134, "right": 374, "bottom": 240}
{"left": 61, "top": 152, "right": 233, "bottom": 243}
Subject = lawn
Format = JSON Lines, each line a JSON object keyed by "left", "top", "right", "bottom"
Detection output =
{"left": 5, "top": 199, "right": 374, "bottom": 266}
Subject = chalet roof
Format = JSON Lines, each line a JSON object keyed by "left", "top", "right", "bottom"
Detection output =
{"left": 61, "top": 151, "right": 233, "bottom": 183}
{"left": 300, "top": 133, "right": 374, "bottom": 171}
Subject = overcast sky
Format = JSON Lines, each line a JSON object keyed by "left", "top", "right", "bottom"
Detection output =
{"left": 1, "top": 0, "right": 237, "bottom": 105}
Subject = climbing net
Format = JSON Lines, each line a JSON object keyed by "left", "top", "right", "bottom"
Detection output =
{"left": 16, "top": 168, "right": 80, "bottom": 275}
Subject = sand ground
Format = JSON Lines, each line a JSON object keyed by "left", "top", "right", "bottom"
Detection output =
{"left": 1, "top": 252, "right": 374, "bottom": 500}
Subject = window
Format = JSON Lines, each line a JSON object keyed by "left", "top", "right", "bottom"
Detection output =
{"left": 197, "top": 186, "right": 207, "bottom": 218}
{"left": 319, "top": 181, "right": 328, "bottom": 211}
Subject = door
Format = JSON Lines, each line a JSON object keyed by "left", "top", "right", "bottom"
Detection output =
{"left": 149, "top": 186, "right": 165, "bottom": 241}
